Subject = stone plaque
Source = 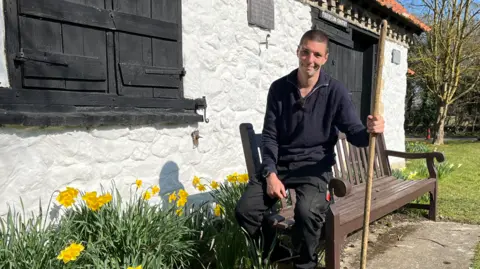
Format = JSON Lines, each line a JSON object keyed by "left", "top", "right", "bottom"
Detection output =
{"left": 248, "top": 0, "right": 275, "bottom": 30}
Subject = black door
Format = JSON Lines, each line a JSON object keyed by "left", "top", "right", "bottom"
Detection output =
{"left": 315, "top": 18, "right": 377, "bottom": 123}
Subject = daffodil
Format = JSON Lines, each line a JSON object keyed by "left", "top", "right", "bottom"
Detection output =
{"left": 176, "top": 197, "right": 187, "bottom": 207}
{"left": 56, "top": 187, "right": 79, "bottom": 207}
{"left": 214, "top": 204, "right": 223, "bottom": 217}
{"left": 152, "top": 185, "right": 160, "bottom": 195}
{"left": 178, "top": 189, "right": 188, "bottom": 199}
{"left": 176, "top": 208, "right": 183, "bottom": 216}
{"left": 127, "top": 266, "right": 142, "bottom": 269}
{"left": 197, "top": 184, "right": 206, "bottom": 192}
{"left": 82, "top": 191, "right": 101, "bottom": 211}
{"left": 82, "top": 192, "right": 111, "bottom": 211}
{"left": 143, "top": 191, "right": 152, "bottom": 200}
{"left": 192, "top": 176, "right": 200, "bottom": 187}
{"left": 168, "top": 192, "right": 177, "bottom": 203}
{"left": 57, "top": 242, "right": 84, "bottom": 264}
{"left": 136, "top": 179, "right": 142, "bottom": 189}
{"left": 210, "top": 181, "right": 220, "bottom": 189}
{"left": 227, "top": 172, "right": 238, "bottom": 184}
{"left": 238, "top": 173, "right": 249, "bottom": 184}
{"left": 97, "top": 193, "right": 112, "bottom": 206}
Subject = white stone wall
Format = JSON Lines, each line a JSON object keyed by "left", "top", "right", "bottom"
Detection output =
{"left": 0, "top": 0, "right": 409, "bottom": 217}
{"left": 381, "top": 40, "right": 409, "bottom": 167}
{"left": 0, "top": 0, "right": 312, "bottom": 216}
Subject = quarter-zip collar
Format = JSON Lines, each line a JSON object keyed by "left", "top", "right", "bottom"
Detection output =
{"left": 287, "top": 68, "right": 330, "bottom": 103}
{"left": 286, "top": 68, "right": 330, "bottom": 98}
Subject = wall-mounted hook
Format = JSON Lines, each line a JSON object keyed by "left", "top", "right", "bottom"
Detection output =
{"left": 195, "top": 96, "right": 209, "bottom": 123}
{"left": 260, "top": 34, "right": 274, "bottom": 49}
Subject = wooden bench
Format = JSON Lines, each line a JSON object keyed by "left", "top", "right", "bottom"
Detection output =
{"left": 239, "top": 123, "right": 445, "bottom": 269}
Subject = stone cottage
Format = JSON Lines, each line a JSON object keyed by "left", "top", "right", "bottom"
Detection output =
{"left": 0, "top": 0, "right": 429, "bottom": 215}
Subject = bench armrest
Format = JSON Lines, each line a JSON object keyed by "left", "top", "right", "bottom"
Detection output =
{"left": 329, "top": 177, "right": 352, "bottom": 198}
{"left": 385, "top": 150, "right": 445, "bottom": 179}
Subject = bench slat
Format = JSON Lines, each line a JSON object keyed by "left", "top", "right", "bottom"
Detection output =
{"left": 339, "top": 179, "right": 430, "bottom": 224}
{"left": 333, "top": 176, "right": 399, "bottom": 209}
{"left": 341, "top": 138, "right": 356, "bottom": 184}
{"left": 338, "top": 179, "right": 435, "bottom": 230}
{"left": 349, "top": 145, "right": 362, "bottom": 184}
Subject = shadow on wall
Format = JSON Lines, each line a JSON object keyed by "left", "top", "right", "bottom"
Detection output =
{"left": 158, "top": 161, "right": 212, "bottom": 208}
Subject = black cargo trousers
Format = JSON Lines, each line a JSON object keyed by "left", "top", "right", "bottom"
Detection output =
{"left": 235, "top": 163, "right": 333, "bottom": 269}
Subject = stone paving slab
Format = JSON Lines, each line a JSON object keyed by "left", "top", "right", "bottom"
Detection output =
{"left": 340, "top": 221, "right": 480, "bottom": 269}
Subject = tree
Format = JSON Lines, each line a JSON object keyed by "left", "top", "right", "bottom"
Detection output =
{"left": 409, "top": 0, "right": 480, "bottom": 144}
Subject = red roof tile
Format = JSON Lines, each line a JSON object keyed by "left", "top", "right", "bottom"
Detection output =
{"left": 374, "top": 0, "right": 431, "bottom": 32}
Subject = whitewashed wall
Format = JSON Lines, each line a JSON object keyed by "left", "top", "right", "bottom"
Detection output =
{"left": 0, "top": 0, "right": 312, "bottom": 216}
{"left": 382, "top": 40, "right": 408, "bottom": 167}
{"left": 0, "top": 0, "right": 409, "bottom": 217}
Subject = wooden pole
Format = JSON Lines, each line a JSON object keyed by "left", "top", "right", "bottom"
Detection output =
{"left": 360, "top": 19, "right": 388, "bottom": 269}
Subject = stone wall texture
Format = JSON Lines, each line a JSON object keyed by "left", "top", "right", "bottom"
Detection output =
{"left": 0, "top": 0, "right": 407, "bottom": 216}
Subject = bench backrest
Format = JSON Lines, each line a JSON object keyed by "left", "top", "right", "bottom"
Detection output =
{"left": 239, "top": 123, "right": 392, "bottom": 186}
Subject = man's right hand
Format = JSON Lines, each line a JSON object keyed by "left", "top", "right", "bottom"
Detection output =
{"left": 266, "top": 173, "right": 287, "bottom": 199}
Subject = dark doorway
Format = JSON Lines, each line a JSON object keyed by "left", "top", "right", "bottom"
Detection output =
{"left": 312, "top": 10, "right": 378, "bottom": 124}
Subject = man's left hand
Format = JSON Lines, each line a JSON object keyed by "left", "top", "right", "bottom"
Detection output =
{"left": 366, "top": 115, "right": 385, "bottom": 134}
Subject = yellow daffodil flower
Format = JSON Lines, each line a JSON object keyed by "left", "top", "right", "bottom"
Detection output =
{"left": 197, "top": 184, "right": 206, "bottom": 192}
{"left": 168, "top": 192, "right": 177, "bottom": 203}
{"left": 56, "top": 187, "right": 79, "bottom": 207}
{"left": 143, "top": 191, "right": 152, "bottom": 200}
{"left": 152, "top": 185, "right": 160, "bottom": 195}
{"left": 214, "top": 204, "right": 223, "bottom": 217}
{"left": 227, "top": 172, "right": 238, "bottom": 184}
{"left": 192, "top": 176, "right": 200, "bottom": 187}
{"left": 97, "top": 193, "right": 112, "bottom": 206}
{"left": 210, "top": 181, "right": 220, "bottom": 189}
{"left": 238, "top": 173, "right": 249, "bottom": 184}
{"left": 178, "top": 189, "right": 188, "bottom": 199}
{"left": 176, "top": 208, "right": 183, "bottom": 216}
{"left": 176, "top": 197, "right": 187, "bottom": 207}
{"left": 136, "top": 179, "right": 142, "bottom": 189}
{"left": 57, "top": 242, "right": 84, "bottom": 264}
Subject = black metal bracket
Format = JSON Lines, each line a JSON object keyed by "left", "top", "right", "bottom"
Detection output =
{"left": 195, "top": 96, "right": 209, "bottom": 123}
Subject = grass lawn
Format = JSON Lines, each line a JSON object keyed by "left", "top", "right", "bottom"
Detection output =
{"left": 431, "top": 141, "right": 480, "bottom": 224}
{"left": 404, "top": 140, "right": 480, "bottom": 268}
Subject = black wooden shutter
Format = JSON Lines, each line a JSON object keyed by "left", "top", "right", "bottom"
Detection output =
{"left": 13, "top": 0, "right": 183, "bottom": 98}
{"left": 114, "top": 0, "right": 183, "bottom": 99}
{"left": 16, "top": 0, "right": 109, "bottom": 92}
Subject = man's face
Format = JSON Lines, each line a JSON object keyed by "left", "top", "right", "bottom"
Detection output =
{"left": 296, "top": 40, "right": 329, "bottom": 78}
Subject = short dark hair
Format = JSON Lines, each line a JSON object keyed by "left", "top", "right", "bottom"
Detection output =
{"left": 298, "top": 29, "right": 329, "bottom": 53}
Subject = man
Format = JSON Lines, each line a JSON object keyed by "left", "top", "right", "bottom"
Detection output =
{"left": 235, "top": 29, "right": 385, "bottom": 269}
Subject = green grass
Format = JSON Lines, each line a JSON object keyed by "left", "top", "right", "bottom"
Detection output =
{"left": 419, "top": 141, "right": 480, "bottom": 224}
{"left": 403, "top": 140, "right": 480, "bottom": 268}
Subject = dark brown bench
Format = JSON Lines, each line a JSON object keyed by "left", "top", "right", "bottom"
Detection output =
{"left": 239, "top": 123, "right": 445, "bottom": 269}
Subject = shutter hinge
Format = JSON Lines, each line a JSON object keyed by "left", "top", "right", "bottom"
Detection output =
{"left": 195, "top": 96, "right": 209, "bottom": 123}
{"left": 14, "top": 49, "right": 68, "bottom": 66}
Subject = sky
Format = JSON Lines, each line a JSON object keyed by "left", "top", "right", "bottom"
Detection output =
{"left": 398, "top": 0, "right": 431, "bottom": 17}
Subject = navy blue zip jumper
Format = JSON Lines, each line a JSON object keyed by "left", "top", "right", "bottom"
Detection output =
{"left": 261, "top": 69, "right": 370, "bottom": 181}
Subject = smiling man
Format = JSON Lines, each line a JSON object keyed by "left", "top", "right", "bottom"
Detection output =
{"left": 235, "top": 29, "right": 385, "bottom": 269}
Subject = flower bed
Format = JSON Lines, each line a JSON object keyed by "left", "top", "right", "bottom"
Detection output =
{"left": 0, "top": 173, "right": 274, "bottom": 269}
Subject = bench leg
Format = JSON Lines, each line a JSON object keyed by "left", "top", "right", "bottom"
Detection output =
{"left": 325, "top": 211, "right": 342, "bottom": 269}
{"left": 428, "top": 182, "right": 438, "bottom": 221}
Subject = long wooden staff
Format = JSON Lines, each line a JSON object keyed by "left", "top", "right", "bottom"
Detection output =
{"left": 360, "top": 19, "right": 388, "bottom": 269}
